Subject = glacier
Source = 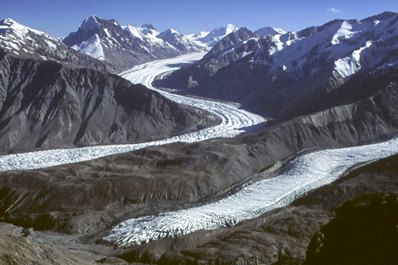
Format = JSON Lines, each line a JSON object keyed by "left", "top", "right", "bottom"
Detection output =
{"left": 0, "top": 53, "right": 266, "bottom": 171}
{"left": 105, "top": 136, "right": 398, "bottom": 247}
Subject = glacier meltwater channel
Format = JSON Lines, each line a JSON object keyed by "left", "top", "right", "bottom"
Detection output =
{"left": 0, "top": 53, "right": 265, "bottom": 171}
{"left": 105, "top": 137, "right": 398, "bottom": 246}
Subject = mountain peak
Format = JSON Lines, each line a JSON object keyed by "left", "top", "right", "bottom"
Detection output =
{"left": 211, "top": 24, "right": 239, "bottom": 36}
{"left": 225, "top": 24, "right": 238, "bottom": 31}
{"left": 196, "top": 24, "right": 239, "bottom": 47}
{"left": 0, "top": 17, "right": 46, "bottom": 36}
{"left": 255, "top": 26, "right": 286, "bottom": 37}
{"left": 78, "top": 15, "right": 119, "bottom": 31}
{"left": 157, "top": 28, "right": 205, "bottom": 53}
{"left": 141, "top": 23, "right": 157, "bottom": 31}
{"left": 161, "top": 28, "right": 179, "bottom": 35}
{"left": 79, "top": 15, "right": 102, "bottom": 31}
{"left": 1, "top": 18, "right": 17, "bottom": 25}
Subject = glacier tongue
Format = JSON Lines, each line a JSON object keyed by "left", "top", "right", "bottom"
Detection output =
{"left": 104, "top": 136, "right": 398, "bottom": 247}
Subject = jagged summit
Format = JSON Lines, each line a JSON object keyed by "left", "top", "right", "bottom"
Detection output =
{"left": 141, "top": 23, "right": 156, "bottom": 30}
{"left": 195, "top": 24, "right": 239, "bottom": 47}
{"left": 79, "top": 15, "right": 100, "bottom": 30}
{"left": 0, "top": 17, "right": 112, "bottom": 71}
{"left": 62, "top": 16, "right": 205, "bottom": 70}
{"left": 157, "top": 28, "right": 206, "bottom": 53}
{"left": 255, "top": 26, "right": 286, "bottom": 37}
{"left": 208, "top": 24, "right": 239, "bottom": 37}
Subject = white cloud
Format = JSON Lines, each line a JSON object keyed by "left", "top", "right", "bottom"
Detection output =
{"left": 328, "top": 7, "right": 342, "bottom": 14}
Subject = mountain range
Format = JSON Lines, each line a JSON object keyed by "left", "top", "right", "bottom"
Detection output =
{"left": 0, "top": 15, "right": 243, "bottom": 72}
{"left": 158, "top": 11, "right": 398, "bottom": 120}
{"left": 0, "top": 16, "right": 225, "bottom": 153}
{"left": 63, "top": 16, "right": 206, "bottom": 71}
{"left": 1, "top": 10, "right": 398, "bottom": 265}
{"left": 0, "top": 18, "right": 114, "bottom": 72}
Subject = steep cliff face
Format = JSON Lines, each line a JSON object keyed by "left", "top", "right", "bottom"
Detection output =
{"left": 0, "top": 50, "right": 216, "bottom": 153}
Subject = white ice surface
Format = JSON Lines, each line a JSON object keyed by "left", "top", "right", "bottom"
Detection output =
{"left": 105, "top": 136, "right": 398, "bottom": 247}
{"left": 0, "top": 53, "right": 266, "bottom": 171}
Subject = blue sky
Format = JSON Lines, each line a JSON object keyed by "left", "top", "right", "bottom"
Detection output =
{"left": 1, "top": 0, "right": 398, "bottom": 37}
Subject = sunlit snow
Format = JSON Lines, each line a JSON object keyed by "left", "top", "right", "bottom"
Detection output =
{"left": 73, "top": 34, "right": 105, "bottom": 60}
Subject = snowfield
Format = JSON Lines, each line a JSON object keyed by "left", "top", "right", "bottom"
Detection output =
{"left": 105, "top": 136, "right": 398, "bottom": 247}
{"left": 0, "top": 53, "right": 266, "bottom": 171}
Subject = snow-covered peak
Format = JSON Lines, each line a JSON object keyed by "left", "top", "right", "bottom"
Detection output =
{"left": 210, "top": 24, "right": 239, "bottom": 37}
{"left": 141, "top": 23, "right": 157, "bottom": 31}
{"left": 63, "top": 16, "right": 127, "bottom": 49}
{"left": 187, "top": 31, "right": 210, "bottom": 40}
{"left": 195, "top": 24, "right": 239, "bottom": 47}
{"left": 0, "top": 17, "right": 112, "bottom": 72}
{"left": 75, "top": 15, "right": 120, "bottom": 36}
{"left": 249, "top": 11, "right": 398, "bottom": 81}
{"left": 63, "top": 16, "right": 204, "bottom": 69}
{"left": 255, "top": 26, "right": 286, "bottom": 37}
{"left": 0, "top": 18, "right": 47, "bottom": 37}
{"left": 224, "top": 24, "right": 239, "bottom": 34}
{"left": 78, "top": 15, "right": 101, "bottom": 32}
{"left": 0, "top": 17, "right": 58, "bottom": 58}
{"left": 157, "top": 28, "right": 185, "bottom": 41}
{"left": 158, "top": 28, "right": 180, "bottom": 37}
{"left": 158, "top": 28, "right": 206, "bottom": 53}
{"left": 124, "top": 25, "right": 144, "bottom": 40}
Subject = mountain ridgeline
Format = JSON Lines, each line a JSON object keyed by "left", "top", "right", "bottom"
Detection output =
{"left": 0, "top": 18, "right": 114, "bottom": 72}
{"left": 62, "top": 16, "right": 206, "bottom": 71}
{"left": 157, "top": 11, "right": 398, "bottom": 120}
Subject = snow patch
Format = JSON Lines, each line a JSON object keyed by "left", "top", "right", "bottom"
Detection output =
{"left": 75, "top": 34, "right": 105, "bottom": 60}
{"left": 45, "top": 39, "right": 57, "bottom": 50}
{"left": 334, "top": 40, "right": 372, "bottom": 78}
{"left": 331, "top": 21, "right": 354, "bottom": 45}
{"left": 125, "top": 25, "right": 144, "bottom": 40}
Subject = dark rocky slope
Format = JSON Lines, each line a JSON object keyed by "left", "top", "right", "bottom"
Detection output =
{"left": 154, "top": 27, "right": 257, "bottom": 90}
{"left": 0, "top": 50, "right": 217, "bottom": 153}
{"left": 305, "top": 193, "right": 398, "bottom": 265}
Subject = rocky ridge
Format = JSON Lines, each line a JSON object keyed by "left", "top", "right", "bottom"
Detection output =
{"left": 0, "top": 50, "right": 217, "bottom": 153}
